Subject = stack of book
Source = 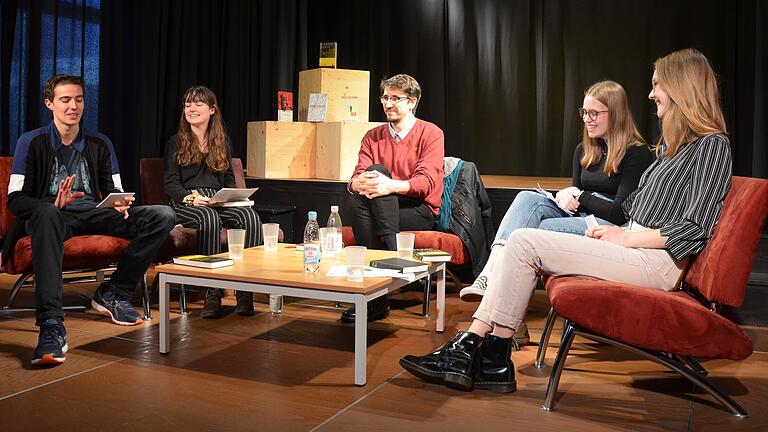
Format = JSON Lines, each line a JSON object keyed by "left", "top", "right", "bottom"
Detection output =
{"left": 413, "top": 248, "right": 452, "bottom": 263}
{"left": 369, "top": 257, "right": 428, "bottom": 273}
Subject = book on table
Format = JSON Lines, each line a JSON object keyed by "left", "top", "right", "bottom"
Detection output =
{"left": 173, "top": 255, "right": 234, "bottom": 269}
{"left": 369, "top": 257, "right": 428, "bottom": 274}
{"left": 413, "top": 248, "right": 452, "bottom": 262}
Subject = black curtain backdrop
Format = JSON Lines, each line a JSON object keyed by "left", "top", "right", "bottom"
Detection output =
{"left": 2, "top": 0, "right": 765, "bottom": 195}
{"left": 98, "top": 0, "right": 307, "bottom": 196}
{"left": 307, "top": 0, "right": 766, "bottom": 179}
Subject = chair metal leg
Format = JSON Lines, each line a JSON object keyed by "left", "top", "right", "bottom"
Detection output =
{"left": 179, "top": 284, "right": 189, "bottom": 315}
{"left": 422, "top": 272, "right": 432, "bottom": 316}
{"left": 560, "top": 319, "right": 570, "bottom": 343}
{"left": 542, "top": 321, "right": 577, "bottom": 411}
{"left": 542, "top": 323, "right": 749, "bottom": 418}
{"left": 446, "top": 268, "right": 462, "bottom": 291}
{"left": 677, "top": 355, "right": 708, "bottom": 376}
{"left": 4, "top": 272, "right": 33, "bottom": 309}
{"left": 534, "top": 307, "right": 558, "bottom": 368}
{"left": 141, "top": 273, "right": 152, "bottom": 321}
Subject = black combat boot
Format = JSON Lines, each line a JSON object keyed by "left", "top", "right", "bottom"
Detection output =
{"left": 235, "top": 291, "right": 255, "bottom": 316}
{"left": 399, "top": 331, "right": 484, "bottom": 391}
{"left": 473, "top": 332, "right": 517, "bottom": 393}
{"left": 201, "top": 288, "right": 224, "bottom": 319}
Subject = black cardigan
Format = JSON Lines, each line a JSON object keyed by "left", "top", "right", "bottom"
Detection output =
{"left": 163, "top": 135, "right": 236, "bottom": 204}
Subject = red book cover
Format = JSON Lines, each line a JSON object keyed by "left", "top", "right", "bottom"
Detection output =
{"left": 278, "top": 91, "right": 293, "bottom": 111}
{"left": 277, "top": 91, "right": 294, "bottom": 122}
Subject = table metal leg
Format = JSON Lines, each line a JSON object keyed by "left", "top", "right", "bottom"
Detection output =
{"left": 436, "top": 264, "right": 445, "bottom": 332}
{"left": 354, "top": 294, "right": 368, "bottom": 386}
{"left": 159, "top": 273, "right": 170, "bottom": 354}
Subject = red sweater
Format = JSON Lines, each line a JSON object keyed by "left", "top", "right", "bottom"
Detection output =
{"left": 351, "top": 119, "right": 444, "bottom": 215}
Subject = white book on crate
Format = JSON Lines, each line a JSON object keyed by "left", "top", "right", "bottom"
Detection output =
{"left": 307, "top": 93, "right": 328, "bottom": 122}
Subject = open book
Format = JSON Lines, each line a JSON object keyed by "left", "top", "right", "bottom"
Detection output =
{"left": 535, "top": 183, "right": 576, "bottom": 215}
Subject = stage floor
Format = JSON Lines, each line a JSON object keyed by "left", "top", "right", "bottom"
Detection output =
{"left": 1, "top": 270, "right": 766, "bottom": 431}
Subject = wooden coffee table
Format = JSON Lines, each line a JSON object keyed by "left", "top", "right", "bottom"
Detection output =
{"left": 155, "top": 244, "right": 445, "bottom": 386}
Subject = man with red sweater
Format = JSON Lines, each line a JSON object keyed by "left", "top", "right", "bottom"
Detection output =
{"left": 342, "top": 74, "right": 444, "bottom": 322}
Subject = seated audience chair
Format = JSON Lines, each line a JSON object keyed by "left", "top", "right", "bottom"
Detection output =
{"left": 0, "top": 156, "right": 152, "bottom": 319}
{"left": 536, "top": 176, "right": 768, "bottom": 417}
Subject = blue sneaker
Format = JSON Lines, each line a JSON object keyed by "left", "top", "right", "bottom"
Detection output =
{"left": 32, "top": 319, "right": 68, "bottom": 366}
{"left": 91, "top": 284, "right": 143, "bottom": 326}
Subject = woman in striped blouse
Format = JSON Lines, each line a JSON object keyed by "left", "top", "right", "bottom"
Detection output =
{"left": 164, "top": 86, "right": 262, "bottom": 319}
{"left": 400, "top": 48, "right": 732, "bottom": 394}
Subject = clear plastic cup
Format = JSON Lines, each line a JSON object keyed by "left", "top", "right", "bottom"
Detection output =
{"left": 262, "top": 223, "right": 279, "bottom": 252}
{"left": 227, "top": 228, "right": 246, "bottom": 259}
{"left": 396, "top": 232, "right": 415, "bottom": 259}
{"left": 345, "top": 246, "right": 367, "bottom": 282}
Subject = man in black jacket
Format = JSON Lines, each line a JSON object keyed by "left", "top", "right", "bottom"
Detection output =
{"left": 2, "top": 75, "right": 175, "bottom": 366}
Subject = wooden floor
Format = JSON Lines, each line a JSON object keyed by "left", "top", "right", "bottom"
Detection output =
{"left": 1, "top": 270, "right": 766, "bottom": 432}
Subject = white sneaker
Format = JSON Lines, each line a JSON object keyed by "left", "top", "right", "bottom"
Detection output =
{"left": 459, "top": 275, "right": 488, "bottom": 302}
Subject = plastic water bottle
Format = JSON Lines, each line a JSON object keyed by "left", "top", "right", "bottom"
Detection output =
{"left": 326, "top": 205, "right": 343, "bottom": 258}
{"left": 304, "top": 211, "right": 321, "bottom": 273}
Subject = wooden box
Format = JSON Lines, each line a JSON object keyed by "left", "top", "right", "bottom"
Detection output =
{"left": 315, "top": 122, "right": 383, "bottom": 180}
{"left": 247, "top": 121, "right": 316, "bottom": 178}
{"left": 298, "top": 68, "right": 370, "bottom": 122}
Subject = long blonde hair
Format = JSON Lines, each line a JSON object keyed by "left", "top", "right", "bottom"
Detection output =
{"left": 580, "top": 80, "right": 646, "bottom": 175}
{"left": 654, "top": 48, "right": 727, "bottom": 157}
{"left": 176, "top": 86, "right": 230, "bottom": 173}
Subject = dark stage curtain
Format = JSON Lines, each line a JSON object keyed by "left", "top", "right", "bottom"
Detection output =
{"left": 98, "top": 0, "right": 306, "bottom": 196}
{"left": 0, "top": 0, "right": 101, "bottom": 155}
{"left": 308, "top": 0, "right": 767, "bottom": 178}
{"left": 2, "top": 0, "right": 765, "bottom": 192}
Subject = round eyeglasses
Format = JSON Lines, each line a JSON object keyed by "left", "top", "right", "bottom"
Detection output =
{"left": 380, "top": 95, "right": 410, "bottom": 105}
{"left": 578, "top": 108, "right": 608, "bottom": 121}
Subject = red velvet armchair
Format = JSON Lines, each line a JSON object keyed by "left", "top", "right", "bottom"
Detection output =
{"left": 535, "top": 176, "right": 768, "bottom": 417}
{"left": 0, "top": 156, "right": 152, "bottom": 318}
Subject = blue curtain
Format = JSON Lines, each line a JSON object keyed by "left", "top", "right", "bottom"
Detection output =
{"left": 1, "top": 0, "right": 100, "bottom": 155}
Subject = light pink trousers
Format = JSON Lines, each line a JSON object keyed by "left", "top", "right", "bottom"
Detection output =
{"left": 473, "top": 227, "right": 686, "bottom": 331}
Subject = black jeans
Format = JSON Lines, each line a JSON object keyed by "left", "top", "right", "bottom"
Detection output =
{"left": 25, "top": 202, "right": 176, "bottom": 324}
{"left": 344, "top": 164, "right": 435, "bottom": 249}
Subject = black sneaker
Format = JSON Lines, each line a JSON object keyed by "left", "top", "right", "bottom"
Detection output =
{"left": 201, "top": 288, "right": 224, "bottom": 319}
{"left": 32, "top": 318, "right": 68, "bottom": 366}
{"left": 91, "top": 284, "right": 143, "bottom": 326}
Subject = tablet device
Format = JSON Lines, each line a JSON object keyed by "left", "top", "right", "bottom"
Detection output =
{"left": 96, "top": 192, "right": 135, "bottom": 208}
{"left": 209, "top": 187, "right": 258, "bottom": 203}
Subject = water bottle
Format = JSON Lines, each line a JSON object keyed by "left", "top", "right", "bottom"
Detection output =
{"left": 326, "top": 205, "right": 343, "bottom": 258}
{"left": 304, "top": 211, "right": 321, "bottom": 273}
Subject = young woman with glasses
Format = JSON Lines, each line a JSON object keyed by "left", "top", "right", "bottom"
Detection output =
{"left": 459, "top": 81, "right": 654, "bottom": 328}
{"left": 401, "top": 48, "right": 732, "bottom": 394}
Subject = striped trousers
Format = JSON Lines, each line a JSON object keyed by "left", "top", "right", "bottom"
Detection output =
{"left": 172, "top": 198, "right": 262, "bottom": 255}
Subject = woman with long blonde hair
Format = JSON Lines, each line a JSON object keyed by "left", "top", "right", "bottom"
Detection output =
{"left": 460, "top": 81, "right": 653, "bottom": 316}
{"left": 164, "top": 86, "right": 262, "bottom": 318}
{"left": 403, "top": 48, "right": 732, "bottom": 393}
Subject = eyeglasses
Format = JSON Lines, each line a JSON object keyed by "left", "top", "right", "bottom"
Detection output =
{"left": 578, "top": 108, "right": 608, "bottom": 121}
{"left": 380, "top": 95, "right": 410, "bottom": 105}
